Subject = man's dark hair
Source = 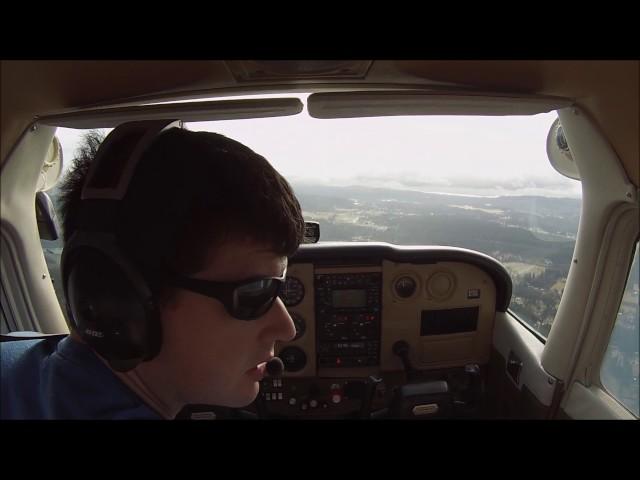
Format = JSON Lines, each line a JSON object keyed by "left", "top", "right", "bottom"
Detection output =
{"left": 58, "top": 127, "right": 305, "bottom": 296}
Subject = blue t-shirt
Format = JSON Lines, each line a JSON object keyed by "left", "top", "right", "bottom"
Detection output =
{"left": 1, "top": 335, "right": 161, "bottom": 419}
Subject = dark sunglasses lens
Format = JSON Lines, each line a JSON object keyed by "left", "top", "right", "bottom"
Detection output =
{"left": 234, "top": 279, "right": 281, "bottom": 320}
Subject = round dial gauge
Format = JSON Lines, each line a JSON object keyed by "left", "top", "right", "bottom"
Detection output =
{"left": 280, "top": 276, "right": 305, "bottom": 306}
{"left": 394, "top": 275, "right": 417, "bottom": 298}
{"left": 279, "top": 346, "right": 307, "bottom": 372}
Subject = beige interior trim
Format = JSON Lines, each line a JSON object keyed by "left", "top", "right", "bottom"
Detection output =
{"left": 542, "top": 106, "right": 638, "bottom": 381}
{"left": 0, "top": 124, "right": 67, "bottom": 334}
{"left": 567, "top": 204, "right": 639, "bottom": 389}
{"left": 562, "top": 381, "right": 635, "bottom": 419}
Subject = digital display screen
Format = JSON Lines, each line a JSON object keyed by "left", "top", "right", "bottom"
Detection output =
{"left": 331, "top": 289, "right": 367, "bottom": 308}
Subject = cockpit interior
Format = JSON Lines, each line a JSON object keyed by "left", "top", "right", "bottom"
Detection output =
{"left": 1, "top": 60, "right": 638, "bottom": 420}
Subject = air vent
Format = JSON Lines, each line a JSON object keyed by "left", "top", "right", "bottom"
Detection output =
{"left": 226, "top": 60, "right": 373, "bottom": 82}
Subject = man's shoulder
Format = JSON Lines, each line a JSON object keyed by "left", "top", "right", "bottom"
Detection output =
{"left": 1, "top": 334, "right": 67, "bottom": 419}
{"left": 1, "top": 334, "right": 161, "bottom": 420}
{"left": 0, "top": 334, "right": 64, "bottom": 370}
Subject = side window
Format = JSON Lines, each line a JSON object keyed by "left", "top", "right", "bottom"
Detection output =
{"left": 37, "top": 127, "right": 110, "bottom": 322}
{"left": 600, "top": 242, "right": 639, "bottom": 417}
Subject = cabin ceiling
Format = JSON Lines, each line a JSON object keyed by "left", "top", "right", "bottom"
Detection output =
{"left": 1, "top": 60, "right": 638, "bottom": 186}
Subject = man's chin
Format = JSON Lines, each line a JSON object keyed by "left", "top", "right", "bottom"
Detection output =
{"left": 236, "top": 383, "right": 261, "bottom": 408}
{"left": 213, "top": 382, "right": 261, "bottom": 409}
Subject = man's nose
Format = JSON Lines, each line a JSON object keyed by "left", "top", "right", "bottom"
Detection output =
{"left": 264, "top": 297, "right": 296, "bottom": 342}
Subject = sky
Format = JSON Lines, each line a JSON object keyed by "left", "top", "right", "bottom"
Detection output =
{"left": 54, "top": 93, "right": 582, "bottom": 199}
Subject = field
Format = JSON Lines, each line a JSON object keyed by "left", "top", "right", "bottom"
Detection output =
{"left": 503, "top": 262, "right": 546, "bottom": 278}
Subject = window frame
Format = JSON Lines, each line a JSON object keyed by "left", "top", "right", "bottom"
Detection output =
{"left": 597, "top": 238, "right": 639, "bottom": 417}
{"left": 507, "top": 308, "right": 548, "bottom": 344}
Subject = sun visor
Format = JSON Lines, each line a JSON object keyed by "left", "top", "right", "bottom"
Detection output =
{"left": 307, "top": 91, "right": 573, "bottom": 118}
{"left": 39, "top": 98, "right": 304, "bottom": 129}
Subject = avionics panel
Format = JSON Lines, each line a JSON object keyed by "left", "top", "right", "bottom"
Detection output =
{"left": 315, "top": 269, "right": 382, "bottom": 370}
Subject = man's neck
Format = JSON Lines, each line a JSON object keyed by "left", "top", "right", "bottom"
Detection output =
{"left": 68, "top": 331, "right": 180, "bottom": 419}
{"left": 112, "top": 368, "right": 179, "bottom": 420}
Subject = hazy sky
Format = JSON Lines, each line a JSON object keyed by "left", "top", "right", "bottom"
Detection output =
{"left": 55, "top": 93, "right": 582, "bottom": 198}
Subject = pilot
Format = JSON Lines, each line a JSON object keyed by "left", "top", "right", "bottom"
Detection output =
{"left": 1, "top": 122, "right": 302, "bottom": 419}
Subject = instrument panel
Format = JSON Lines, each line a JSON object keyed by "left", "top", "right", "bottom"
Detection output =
{"left": 277, "top": 243, "right": 510, "bottom": 375}
{"left": 262, "top": 242, "right": 512, "bottom": 418}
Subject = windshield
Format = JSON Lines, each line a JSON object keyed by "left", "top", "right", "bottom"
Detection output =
{"left": 49, "top": 93, "right": 581, "bottom": 338}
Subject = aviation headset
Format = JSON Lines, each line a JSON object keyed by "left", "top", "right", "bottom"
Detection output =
{"left": 61, "top": 119, "right": 183, "bottom": 372}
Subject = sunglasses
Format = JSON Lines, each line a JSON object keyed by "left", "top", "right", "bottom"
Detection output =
{"left": 169, "top": 268, "right": 287, "bottom": 320}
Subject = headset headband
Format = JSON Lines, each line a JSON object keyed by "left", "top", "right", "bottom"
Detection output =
{"left": 82, "top": 119, "right": 182, "bottom": 201}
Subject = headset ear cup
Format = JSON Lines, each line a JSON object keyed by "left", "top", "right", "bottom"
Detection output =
{"left": 65, "top": 246, "right": 161, "bottom": 371}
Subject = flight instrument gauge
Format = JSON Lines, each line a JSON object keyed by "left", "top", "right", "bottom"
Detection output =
{"left": 279, "top": 346, "right": 307, "bottom": 372}
{"left": 394, "top": 275, "right": 417, "bottom": 298}
{"left": 281, "top": 276, "right": 305, "bottom": 306}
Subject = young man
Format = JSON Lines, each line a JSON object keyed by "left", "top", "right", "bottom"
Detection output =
{"left": 1, "top": 123, "right": 304, "bottom": 419}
